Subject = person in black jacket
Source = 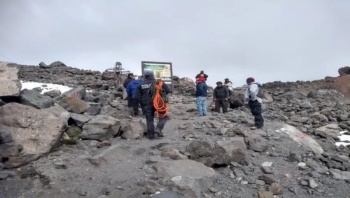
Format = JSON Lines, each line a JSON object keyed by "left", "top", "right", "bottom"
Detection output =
{"left": 213, "top": 81, "right": 229, "bottom": 113}
{"left": 135, "top": 71, "right": 171, "bottom": 139}
{"left": 195, "top": 76, "right": 208, "bottom": 116}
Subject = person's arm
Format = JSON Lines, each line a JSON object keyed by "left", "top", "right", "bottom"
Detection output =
{"left": 123, "top": 79, "right": 128, "bottom": 88}
{"left": 213, "top": 88, "right": 217, "bottom": 101}
{"left": 126, "top": 83, "right": 131, "bottom": 96}
{"left": 135, "top": 84, "right": 142, "bottom": 102}
{"left": 244, "top": 88, "right": 250, "bottom": 104}
{"left": 224, "top": 87, "right": 229, "bottom": 99}
{"left": 162, "top": 82, "right": 171, "bottom": 94}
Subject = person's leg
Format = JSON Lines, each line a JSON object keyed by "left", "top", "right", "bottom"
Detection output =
{"left": 219, "top": 99, "right": 224, "bottom": 113}
{"left": 249, "top": 101, "right": 262, "bottom": 128}
{"left": 201, "top": 97, "right": 207, "bottom": 115}
{"left": 156, "top": 114, "right": 168, "bottom": 137}
{"left": 142, "top": 105, "right": 155, "bottom": 139}
{"left": 131, "top": 98, "right": 139, "bottom": 116}
{"left": 222, "top": 99, "right": 228, "bottom": 113}
{"left": 196, "top": 97, "right": 203, "bottom": 115}
{"left": 215, "top": 99, "right": 221, "bottom": 113}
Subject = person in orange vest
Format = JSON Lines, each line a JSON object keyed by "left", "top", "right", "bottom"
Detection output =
{"left": 136, "top": 71, "right": 171, "bottom": 139}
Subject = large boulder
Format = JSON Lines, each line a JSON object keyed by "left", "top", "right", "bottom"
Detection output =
{"left": 49, "top": 61, "right": 66, "bottom": 67}
{"left": 20, "top": 89, "right": 54, "bottom": 109}
{"left": 186, "top": 139, "right": 247, "bottom": 167}
{"left": 81, "top": 115, "right": 121, "bottom": 141}
{"left": 62, "top": 87, "right": 86, "bottom": 100}
{"left": 173, "top": 77, "right": 196, "bottom": 96}
{"left": 0, "top": 103, "right": 69, "bottom": 168}
{"left": 229, "top": 88, "right": 246, "bottom": 108}
{"left": 338, "top": 66, "right": 350, "bottom": 76}
{"left": 120, "top": 119, "right": 146, "bottom": 140}
{"left": 0, "top": 62, "right": 21, "bottom": 96}
{"left": 58, "top": 97, "right": 90, "bottom": 114}
{"left": 153, "top": 159, "right": 217, "bottom": 197}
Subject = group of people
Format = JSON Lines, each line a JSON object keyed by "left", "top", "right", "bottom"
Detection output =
{"left": 195, "top": 71, "right": 264, "bottom": 130}
{"left": 122, "top": 69, "right": 264, "bottom": 141}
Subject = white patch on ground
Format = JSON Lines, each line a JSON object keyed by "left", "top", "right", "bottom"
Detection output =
{"left": 336, "top": 131, "right": 350, "bottom": 147}
{"left": 21, "top": 81, "right": 73, "bottom": 94}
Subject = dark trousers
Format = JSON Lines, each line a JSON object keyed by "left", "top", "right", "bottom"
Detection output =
{"left": 249, "top": 100, "right": 264, "bottom": 128}
{"left": 215, "top": 98, "right": 228, "bottom": 113}
{"left": 131, "top": 98, "right": 139, "bottom": 116}
{"left": 127, "top": 97, "right": 132, "bottom": 107}
{"left": 142, "top": 104, "right": 168, "bottom": 135}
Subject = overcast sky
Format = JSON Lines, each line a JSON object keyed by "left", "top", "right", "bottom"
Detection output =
{"left": 1, "top": 0, "right": 350, "bottom": 86}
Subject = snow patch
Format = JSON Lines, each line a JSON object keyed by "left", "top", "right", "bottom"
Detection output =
{"left": 336, "top": 131, "right": 350, "bottom": 147}
{"left": 21, "top": 81, "right": 73, "bottom": 94}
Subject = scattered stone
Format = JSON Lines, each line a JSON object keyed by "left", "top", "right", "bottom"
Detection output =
{"left": 54, "top": 161, "right": 67, "bottom": 169}
{"left": 58, "top": 97, "right": 90, "bottom": 114}
{"left": 330, "top": 169, "right": 350, "bottom": 180}
{"left": 44, "top": 90, "right": 61, "bottom": 98}
{"left": 308, "top": 178, "right": 318, "bottom": 189}
{"left": 70, "top": 113, "right": 90, "bottom": 127}
{"left": 120, "top": 119, "right": 146, "bottom": 140}
{"left": 255, "top": 180, "right": 266, "bottom": 186}
{"left": 258, "top": 191, "right": 273, "bottom": 198}
{"left": 97, "top": 140, "right": 111, "bottom": 148}
{"left": 0, "top": 170, "right": 16, "bottom": 180}
{"left": 75, "top": 186, "right": 88, "bottom": 196}
{"left": 270, "top": 182, "right": 283, "bottom": 195}
{"left": 161, "top": 148, "right": 188, "bottom": 160}
{"left": 258, "top": 175, "right": 275, "bottom": 185}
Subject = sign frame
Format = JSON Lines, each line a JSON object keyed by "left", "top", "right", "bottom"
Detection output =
{"left": 141, "top": 61, "right": 174, "bottom": 94}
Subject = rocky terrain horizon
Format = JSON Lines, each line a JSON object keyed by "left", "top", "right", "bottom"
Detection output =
{"left": 1, "top": 60, "right": 350, "bottom": 198}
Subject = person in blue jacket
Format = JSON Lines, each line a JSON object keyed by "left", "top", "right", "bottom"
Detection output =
{"left": 126, "top": 79, "right": 142, "bottom": 116}
{"left": 195, "top": 76, "right": 208, "bottom": 116}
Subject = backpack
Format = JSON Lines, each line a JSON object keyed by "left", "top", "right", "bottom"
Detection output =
{"left": 148, "top": 80, "right": 169, "bottom": 103}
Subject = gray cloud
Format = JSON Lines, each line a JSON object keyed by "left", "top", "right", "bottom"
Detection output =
{"left": 1, "top": 0, "right": 350, "bottom": 86}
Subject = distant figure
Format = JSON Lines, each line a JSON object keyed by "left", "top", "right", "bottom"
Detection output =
{"left": 213, "top": 81, "right": 229, "bottom": 113}
{"left": 244, "top": 77, "right": 264, "bottom": 130}
{"left": 195, "top": 70, "right": 208, "bottom": 81}
{"left": 126, "top": 79, "right": 142, "bottom": 116}
{"left": 123, "top": 73, "right": 134, "bottom": 107}
{"left": 123, "top": 73, "right": 134, "bottom": 88}
{"left": 136, "top": 71, "right": 171, "bottom": 139}
{"left": 224, "top": 78, "right": 233, "bottom": 96}
{"left": 195, "top": 76, "right": 208, "bottom": 116}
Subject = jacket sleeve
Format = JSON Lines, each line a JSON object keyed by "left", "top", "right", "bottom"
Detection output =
{"left": 203, "top": 84, "right": 208, "bottom": 96}
{"left": 126, "top": 83, "right": 131, "bottom": 96}
{"left": 162, "top": 82, "right": 171, "bottom": 94}
{"left": 249, "top": 84, "right": 259, "bottom": 101}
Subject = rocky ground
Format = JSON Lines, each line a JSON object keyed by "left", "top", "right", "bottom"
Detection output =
{"left": 1, "top": 61, "right": 350, "bottom": 198}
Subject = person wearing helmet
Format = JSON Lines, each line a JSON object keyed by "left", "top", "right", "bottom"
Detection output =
{"left": 224, "top": 78, "right": 233, "bottom": 96}
{"left": 244, "top": 77, "right": 264, "bottom": 130}
{"left": 136, "top": 70, "right": 171, "bottom": 139}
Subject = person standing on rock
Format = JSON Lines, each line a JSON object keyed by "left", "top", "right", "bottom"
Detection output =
{"left": 213, "top": 81, "right": 229, "bottom": 113}
{"left": 123, "top": 73, "right": 134, "bottom": 108}
{"left": 126, "top": 79, "right": 142, "bottom": 116}
{"left": 136, "top": 71, "right": 171, "bottom": 139}
{"left": 195, "top": 76, "right": 208, "bottom": 116}
{"left": 224, "top": 78, "right": 233, "bottom": 96}
{"left": 244, "top": 77, "right": 264, "bottom": 130}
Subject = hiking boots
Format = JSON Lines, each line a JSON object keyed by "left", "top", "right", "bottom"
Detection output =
{"left": 155, "top": 128, "right": 164, "bottom": 138}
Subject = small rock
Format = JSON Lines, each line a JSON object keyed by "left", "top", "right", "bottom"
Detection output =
{"left": 208, "top": 187, "right": 219, "bottom": 193}
{"left": 54, "top": 161, "right": 67, "bottom": 169}
{"left": 75, "top": 187, "right": 88, "bottom": 196}
{"left": 256, "top": 180, "right": 266, "bottom": 186}
{"left": 258, "top": 175, "right": 275, "bottom": 185}
{"left": 240, "top": 180, "right": 248, "bottom": 185}
{"left": 261, "top": 162, "right": 273, "bottom": 167}
{"left": 0, "top": 163, "right": 3, "bottom": 170}
{"left": 261, "top": 166, "right": 273, "bottom": 174}
{"left": 0, "top": 170, "right": 16, "bottom": 180}
{"left": 97, "top": 140, "right": 112, "bottom": 148}
{"left": 270, "top": 182, "right": 283, "bottom": 195}
{"left": 308, "top": 178, "right": 318, "bottom": 189}
{"left": 101, "top": 187, "right": 111, "bottom": 195}
{"left": 258, "top": 191, "right": 273, "bottom": 198}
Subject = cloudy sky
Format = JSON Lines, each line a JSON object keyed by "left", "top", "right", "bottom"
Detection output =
{"left": 1, "top": 0, "right": 350, "bottom": 86}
